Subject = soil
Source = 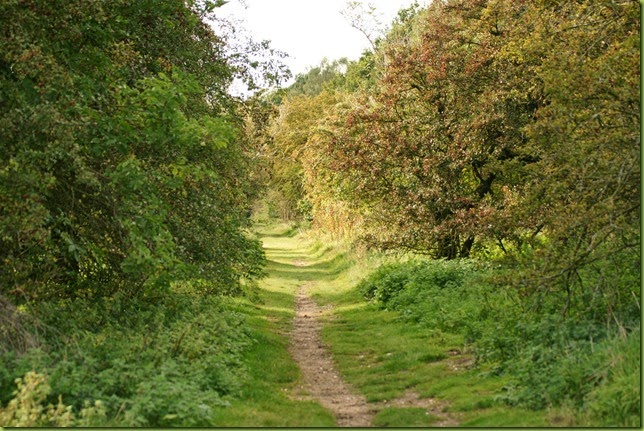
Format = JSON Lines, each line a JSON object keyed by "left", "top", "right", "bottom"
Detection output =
{"left": 287, "top": 260, "right": 459, "bottom": 427}
{"left": 289, "top": 283, "right": 374, "bottom": 427}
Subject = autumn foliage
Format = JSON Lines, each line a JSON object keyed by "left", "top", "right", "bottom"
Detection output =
{"left": 268, "top": 0, "right": 639, "bottom": 319}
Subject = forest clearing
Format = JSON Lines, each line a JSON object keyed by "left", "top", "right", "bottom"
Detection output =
{"left": 0, "top": 0, "right": 640, "bottom": 427}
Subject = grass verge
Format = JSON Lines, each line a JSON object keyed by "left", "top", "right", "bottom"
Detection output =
{"left": 210, "top": 222, "right": 335, "bottom": 426}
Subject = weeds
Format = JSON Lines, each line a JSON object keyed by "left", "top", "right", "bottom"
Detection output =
{"left": 0, "top": 291, "right": 252, "bottom": 426}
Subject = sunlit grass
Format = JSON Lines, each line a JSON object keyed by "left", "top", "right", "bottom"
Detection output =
{"left": 218, "top": 221, "right": 557, "bottom": 427}
{"left": 317, "top": 295, "right": 555, "bottom": 426}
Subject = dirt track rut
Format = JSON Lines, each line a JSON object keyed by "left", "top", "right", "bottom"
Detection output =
{"left": 289, "top": 283, "right": 374, "bottom": 427}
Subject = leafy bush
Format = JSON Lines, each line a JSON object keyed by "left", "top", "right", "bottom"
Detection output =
{"left": 358, "top": 261, "right": 414, "bottom": 304}
{"left": 496, "top": 323, "right": 640, "bottom": 426}
{"left": 493, "top": 316, "right": 607, "bottom": 409}
{"left": 0, "top": 292, "right": 253, "bottom": 426}
{"left": 122, "top": 360, "right": 230, "bottom": 427}
{"left": 356, "top": 258, "right": 640, "bottom": 426}
{"left": 0, "top": 0, "right": 268, "bottom": 305}
{"left": 359, "top": 259, "right": 495, "bottom": 337}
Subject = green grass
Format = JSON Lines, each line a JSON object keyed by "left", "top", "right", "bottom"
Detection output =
{"left": 317, "top": 298, "right": 554, "bottom": 426}
{"left": 213, "top": 222, "right": 558, "bottom": 427}
{"left": 208, "top": 222, "right": 335, "bottom": 426}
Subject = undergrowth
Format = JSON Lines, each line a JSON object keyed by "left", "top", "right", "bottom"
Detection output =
{"left": 0, "top": 222, "right": 338, "bottom": 427}
{"left": 0, "top": 291, "right": 252, "bottom": 426}
{"left": 355, "top": 258, "right": 641, "bottom": 427}
{"left": 2, "top": 223, "right": 638, "bottom": 427}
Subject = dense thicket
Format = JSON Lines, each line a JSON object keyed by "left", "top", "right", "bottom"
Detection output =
{"left": 0, "top": 0, "right": 269, "bottom": 303}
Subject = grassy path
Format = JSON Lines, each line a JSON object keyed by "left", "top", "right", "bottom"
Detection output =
{"left": 290, "top": 281, "right": 372, "bottom": 426}
{"left": 260, "top": 224, "right": 372, "bottom": 426}
{"left": 255, "top": 224, "right": 464, "bottom": 427}
{"left": 211, "top": 223, "right": 550, "bottom": 427}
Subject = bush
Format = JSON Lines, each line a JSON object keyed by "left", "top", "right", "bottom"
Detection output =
{"left": 356, "top": 258, "right": 641, "bottom": 426}
{"left": 0, "top": 292, "right": 253, "bottom": 426}
{"left": 359, "top": 259, "right": 495, "bottom": 336}
{"left": 358, "top": 261, "right": 414, "bottom": 304}
{"left": 495, "top": 316, "right": 608, "bottom": 409}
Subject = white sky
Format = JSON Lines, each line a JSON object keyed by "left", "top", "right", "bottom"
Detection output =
{"left": 215, "top": 0, "right": 425, "bottom": 80}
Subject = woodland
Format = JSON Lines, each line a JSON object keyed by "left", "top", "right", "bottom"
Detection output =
{"left": 0, "top": 0, "right": 640, "bottom": 427}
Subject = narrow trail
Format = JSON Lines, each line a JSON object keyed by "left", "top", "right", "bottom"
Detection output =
{"left": 289, "top": 279, "right": 373, "bottom": 427}
{"left": 262, "top": 229, "right": 460, "bottom": 427}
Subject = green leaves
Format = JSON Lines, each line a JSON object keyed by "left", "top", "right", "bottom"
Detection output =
{"left": 0, "top": 0, "right": 266, "bottom": 302}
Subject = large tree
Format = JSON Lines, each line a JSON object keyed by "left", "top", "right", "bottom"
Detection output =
{"left": 312, "top": 0, "right": 639, "bottom": 321}
{"left": 318, "top": 0, "right": 536, "bottom": 257}
{"left": 0, "top": 0, "right": 281, "bottom": 301}
{"left": 318, "top": 0, "right": 639, "bottom": 262}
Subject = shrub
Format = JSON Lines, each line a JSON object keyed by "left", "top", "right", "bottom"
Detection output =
{"left": 359, "top": 259, "right": 494, "bottom": 336}
{"left": 0, "top": 292, "right": 253, "bottom": 426}
{"left": 0, "top": 371, "right": 105, "bottom": 427}
{"left": 358, "top": 261, "right": 414, "bottom": 304}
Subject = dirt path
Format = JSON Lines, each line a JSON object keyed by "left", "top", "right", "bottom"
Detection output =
{"left": 275, "top": 239, "right": 459, "bottom": 427}
{"left": 288, "top": 283, "right": 459, "bottom": 427}
{"left": 289, "top": 283, "right": 374, "bottom": 427}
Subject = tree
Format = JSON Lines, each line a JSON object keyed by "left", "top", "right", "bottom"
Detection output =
{"left": 0, "top": 0, "right": 283, "bottom": 302}
{"left": 507, "top": 0, "right": 640, "bottom": 320}
{"left": 267, "top": 89, "right": 344, "bottom": 220}
{"left": 312, "top": 0, "right": 639, "bottom": 320}
{"left": 319, "top": 0, "right": 542, "bottom": 258}
{"left": 341, "top": 1, "right": 386, "bottom": 52}
{"left": 287, "top": 58, "right": 350, "bottom": 97}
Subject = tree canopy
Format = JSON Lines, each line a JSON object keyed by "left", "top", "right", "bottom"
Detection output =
{"left": 0, "top": 0, "right": 286, "bottom": 302}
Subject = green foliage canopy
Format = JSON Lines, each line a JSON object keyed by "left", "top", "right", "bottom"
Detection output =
{"left": 0, "top": 0, "right": 278, "bottom": 301}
